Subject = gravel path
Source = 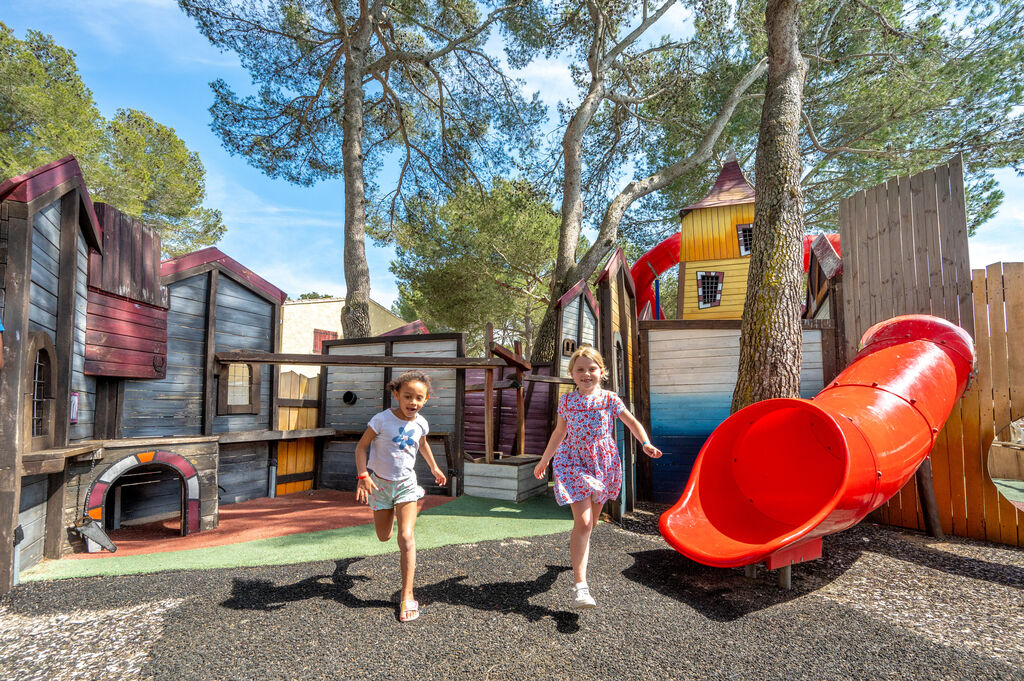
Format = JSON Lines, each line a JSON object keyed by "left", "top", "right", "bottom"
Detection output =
{"left": 2, "top": 513, "right": 1022, "bottom": 681}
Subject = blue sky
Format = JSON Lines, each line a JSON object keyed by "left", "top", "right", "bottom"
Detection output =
{"left": 5, "top": 0, "right": 1022, "bottom": 308}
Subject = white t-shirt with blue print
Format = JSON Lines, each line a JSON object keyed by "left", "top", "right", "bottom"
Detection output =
{"left": 367, "top": 408, "right": 429, "bottom": 481}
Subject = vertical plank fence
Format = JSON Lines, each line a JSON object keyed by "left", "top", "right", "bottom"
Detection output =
{"left": 276, "top": 371, "right": 319, "bottom": 495}
{"left": 839, "top": 155, "right": 1021, "bottom": 545}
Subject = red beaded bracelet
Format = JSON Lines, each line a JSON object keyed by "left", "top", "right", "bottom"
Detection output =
{"left": 357, "top": 473, "right": 369, "bottom": 480}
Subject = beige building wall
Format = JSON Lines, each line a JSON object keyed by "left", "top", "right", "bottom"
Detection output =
{"left": 281, "top": 297, "right": 408, "bottom": 376}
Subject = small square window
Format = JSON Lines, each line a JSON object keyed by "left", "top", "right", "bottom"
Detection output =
{"left": 736, "top": 223, "right": 753, "bottom": 256}
{"left": 226, "top": 364, "right": 251, "bottom": 406}
{"left": 217, "top": 363, "right": 261, "bottom": 415}
{"left": 697, "top": 271, "right": 724, "bottom": 309}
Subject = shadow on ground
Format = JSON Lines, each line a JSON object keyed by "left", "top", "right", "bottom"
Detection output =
{"left": 620, "top": 521, "right": 1024, "bottom": 622}
{"left": 222, "top": 557, "right": 581, "bottom": 633}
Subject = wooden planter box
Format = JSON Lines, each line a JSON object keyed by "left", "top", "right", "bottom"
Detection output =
{"left": 463, "top": 456, "right": 547, "bottom": 502}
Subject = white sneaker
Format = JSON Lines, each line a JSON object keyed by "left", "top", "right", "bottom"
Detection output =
{"left": 572, "top": 585, "right": 596, "bottom": 609}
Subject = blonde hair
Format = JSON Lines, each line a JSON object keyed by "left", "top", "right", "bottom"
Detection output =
{"left": 567, "top": 345, "right": 607, "bottom": 384}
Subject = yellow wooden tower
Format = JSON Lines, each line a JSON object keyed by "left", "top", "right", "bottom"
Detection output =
{"left": 676, "top": 154, "right": 755, "bottom": 319}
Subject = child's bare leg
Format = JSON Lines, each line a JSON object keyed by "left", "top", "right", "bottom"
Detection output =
{"left": 569, "top": 497, "right": 596, "bottom": 585}
{"left": 394, "top": 501, "right": 418, "bottom": 603}
{"left": 373, "top": 508, "right": 395, "bottom": 541}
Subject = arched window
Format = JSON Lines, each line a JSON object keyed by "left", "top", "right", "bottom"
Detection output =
{"left": 615, "top": 340, "right": 625, "bottom": 391}
{"left": 32, "top": 350, "right": 52, "bottom": 437}
{"left": 24, "top": 331, "right": 57, "bottom": 451}
{"left": 561, "top": 338, "right": 577, "bottom": 357}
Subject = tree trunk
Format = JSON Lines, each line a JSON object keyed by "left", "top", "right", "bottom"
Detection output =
{"left": 731, "top": 0, "right": 807, "bottom": 413}
{"left": 340, "top": 23, "right": 372, "bottom": 340}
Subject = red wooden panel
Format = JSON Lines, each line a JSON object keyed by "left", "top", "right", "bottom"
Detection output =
{"left": 88, "top": 287, "right": 168, "bottom": 316}
{"left": 85, "top": 329, "right": 166, "bottom": 354}
{"left": 86, "top": 344, "right": 164, "bottom": 367}
{"left": 87, "top": 315, "right": 167, "bottom": 342}
{"left": 87, "top": 297, "right": 168, "bottom": 330}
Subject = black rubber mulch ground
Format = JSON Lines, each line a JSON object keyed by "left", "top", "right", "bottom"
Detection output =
{"left": 3, "top": 519, "right": 1023, "bottom": 681}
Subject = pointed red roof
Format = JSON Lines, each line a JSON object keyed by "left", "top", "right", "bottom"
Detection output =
{"left": 681, "top": 158, "right": 755, "bottom": 214}
{"left": 0, "top": 155, "right": 102, "bottom": 250}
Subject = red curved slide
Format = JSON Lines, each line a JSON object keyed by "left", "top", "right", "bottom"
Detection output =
{"left": 631, "top": 233, "right": 840, "bottom": 319}
{"left": 631, "top": 232, "right": 681, "bottom": 318}
{"left": 659, "top": 314, "right": 975, "bottom": 569}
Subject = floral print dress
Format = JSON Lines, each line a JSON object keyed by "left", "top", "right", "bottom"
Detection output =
{"left": 552, "top": 389, "right": 625, "bottom": 506}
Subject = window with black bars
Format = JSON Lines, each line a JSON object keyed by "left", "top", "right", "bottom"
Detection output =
{"left": 32, "top": 351, "right": 50, "bottom": 437}
{"left": 736, "top": 223, "right": 753, "bottom": 256}
{"left": 697, "top": 271, "right": 724, "bottom": 309}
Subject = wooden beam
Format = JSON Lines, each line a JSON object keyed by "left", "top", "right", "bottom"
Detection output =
{"left": 277, "top": 398, "right": 320, "bottom": 409}
{"left": 514, "top": 340, "right": 525, "bottom": 458}
{"left": 465, "top": 379, "right": 517, "bottom": 392}
{"left": 523, "top": 374, "right": 576, "bottom": 386}
{"left": 0, "top": 200, "right": 32, "bottom": 595}
{"left": 215, "top": 350, "right": 507, "bottom": 369}
{"left": 484, "top": 324, "right": 495, "bottom": 464}
{"left": 490, "top": 342, "right": 531, "bottom": 371}
{"left": 54, "top": 190, "right": 80, "bottom": 447}
{"left": 217, "top": 427, "right": 337, "bottom": 444}
{"left": 203, "top": 269, "right": 219, "bottom": 435}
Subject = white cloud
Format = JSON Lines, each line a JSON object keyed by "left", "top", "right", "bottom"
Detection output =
{"left": 19, "top": 0, "right": 239, "bottom": 71}
{"left": 203, "top": 171, "right": 399, "bottom": 305}
{"left": 968, "top": 168, "right": 1024, "bottom": 268}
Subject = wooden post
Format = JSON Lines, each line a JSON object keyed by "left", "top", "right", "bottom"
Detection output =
{"left": 0, "top": 200, "right": 31, "bottom": 594}
{"left": 514, "top": 340, "right": 525, "bottom": 458}
{"left": 916, "top": 459, "right": 945, "bottom": 539}
{"left": 202, "top": 269, "right": 219, "bottom": 435}
{"left": 484, "top": 324, "right": 495, "bottom": 463}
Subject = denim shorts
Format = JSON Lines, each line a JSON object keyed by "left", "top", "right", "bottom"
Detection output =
{"left": 368, "top": 472, "right": 425, "bottom": 511}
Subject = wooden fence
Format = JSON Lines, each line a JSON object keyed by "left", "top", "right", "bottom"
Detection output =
{"left": 276, "top": 371, "right": 319, "bottom": 495}
{"left": 839, "top": 155, "right": 1022, "bottom": 546}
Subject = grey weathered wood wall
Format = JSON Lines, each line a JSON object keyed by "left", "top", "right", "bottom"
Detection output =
{"left": 323, "top": 342, "right": 386, "bottom": 431}
{"left": 29, "top": 200, "right": 61, "bottom": 337}
{"left": 321, "top": 440, "right": 451, "bottom": 495}
{"left": 16, "top": 474, "right": 47, "bottom": 575}
{"left": 218, "top": 441, "right": 270, "bottom": 504}
{"left": 70, "top": 229, "right": 95, "bottom": 440}
{"left": 212, "top": 275, "right": 272, "bottom": 433}
{"left": 114, "top": 466, "right": 182, "bottom": 525}
{"left": 121, "top": 276, "right": 208, "bottom": 437}
{"left": 321, "top": 335, "right": 462, "bottom": 494}
{"left": 558, "top": 294, "right": 598, "bottom": 377}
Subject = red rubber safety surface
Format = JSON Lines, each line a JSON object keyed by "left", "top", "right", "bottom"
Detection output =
{"left": 68, "top": 490, "right": 455, "bottom": 558}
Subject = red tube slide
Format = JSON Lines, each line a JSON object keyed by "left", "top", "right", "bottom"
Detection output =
{"left": 631, "top": 232, "right": 681, "bottom": 318}
{"left": 659, "top": 314, "right": 975, "bottom": 568}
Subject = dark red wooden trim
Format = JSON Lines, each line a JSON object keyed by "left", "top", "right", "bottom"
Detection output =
{"left": 161, "top": 247, "right": 287, "bottom": 304}
{"left": 0, "top": 155, "right": 101, "bottom": 250}
{"left": 378, "top": 319, "right": 430, "bottom": 336}
{"left": 84, "top": 360, "right": 162, "bottom": 379}
{"left": 555, "top": 278, "right": 586, "bottom": 309}
{"left": 595, "top": 248, "right": 637, "bottom": 299}
{"left": 555, "top": 278, "right": 600, "bottom": 321}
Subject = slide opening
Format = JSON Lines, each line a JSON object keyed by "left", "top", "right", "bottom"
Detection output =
{"left": 696, "top": 400, "right": 847, "bottom": 548}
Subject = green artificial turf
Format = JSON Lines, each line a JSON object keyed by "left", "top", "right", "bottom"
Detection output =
{"left": 21, "top": 494, "right": 574, "bottom": 582}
